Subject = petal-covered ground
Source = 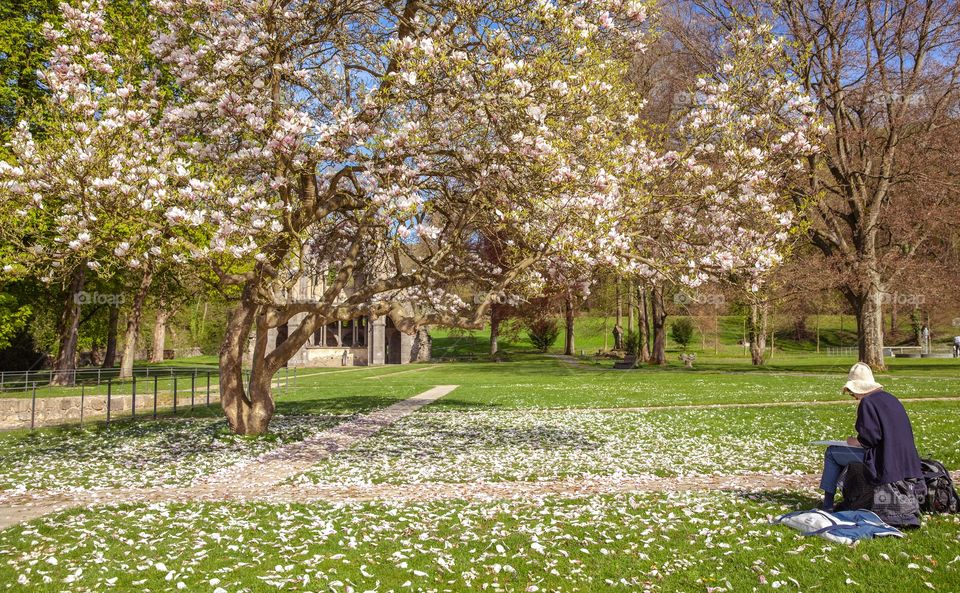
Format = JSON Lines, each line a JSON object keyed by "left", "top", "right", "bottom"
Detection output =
{"left": 0, "top": 415, "right": 347, "bottom": 496}
{"left": 2, "top": 492, "right": 959, "bottom": 593}
{"left": 294, "top": 402, "right": 960, "bottom": 485}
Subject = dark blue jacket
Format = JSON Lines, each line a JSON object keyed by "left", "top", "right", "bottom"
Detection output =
{"left": 855, "top": 390, "right": 923, "bottom": 485}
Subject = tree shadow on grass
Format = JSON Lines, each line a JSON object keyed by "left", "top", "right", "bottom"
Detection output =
{"left": 422, "top": 398, "right": 507, "bottom": 412}
{"left": 430, "top": 424, "right": 600, "bottom": 451}
{"left": 276, "top": 395, "right": 405, "bottom": 416}
{"left": 732, "top": 489, "right": 822, "bottom": 510}
{"left": 347, "top": 414, "right": 601, "bottom": 463}
{"left": 274, "top": 395, "right": 503, "bottom": 416}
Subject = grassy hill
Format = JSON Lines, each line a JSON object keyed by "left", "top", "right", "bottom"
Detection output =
{"left": 430, "top": 312, "right": 958, "bottom": 367}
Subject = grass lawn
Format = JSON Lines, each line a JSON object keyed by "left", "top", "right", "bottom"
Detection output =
{"left": 316, "top": 357, "right": 960, "bottom": 410}
{"left": 430, "top": 312, "right": 960, "bottom": 356}
{"left": 430, "top": 313, "right": 960, "bottom": 378}
{"left": 2, "top": 355, "right": 959, "bottom": 592}
{"left": 2, "top": 492, "right": 959, "bottom": 593}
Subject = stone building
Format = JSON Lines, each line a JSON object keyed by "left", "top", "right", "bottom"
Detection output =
{"left": 248, "top": 272, "right": 431, "bottom": 368}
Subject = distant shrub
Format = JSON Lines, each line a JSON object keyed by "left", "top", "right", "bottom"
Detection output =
{"left": 527, "top": 317, "right": 560, "bottom": 352}
{"left": 671, "top": 318, "right": 696, "bottom": 350}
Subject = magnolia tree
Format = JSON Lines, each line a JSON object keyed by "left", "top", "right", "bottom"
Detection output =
{"left": 0, "top": 1, "right": 193, "bottom": 383}
{"left": 146, "top": 0, "right": 660, "bottom": 434}
{"left": 612, "top": 24, "right": 824, "bottom": 363}
{"left": 0, "top": 1, "right": 820, "bottom": 426}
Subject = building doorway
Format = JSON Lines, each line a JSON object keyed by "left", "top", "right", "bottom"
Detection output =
{"left": 384, "top": 317, "right": 402, "bottom": 364}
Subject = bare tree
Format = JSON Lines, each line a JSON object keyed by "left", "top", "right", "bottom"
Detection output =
{"left": 690, "top": 0, "right": 960, "bottom": 369}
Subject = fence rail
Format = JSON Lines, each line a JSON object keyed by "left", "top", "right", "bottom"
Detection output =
{"left": 0, "top": 367, "right": 298, "bottom": 431}
{"left": 825, "top": 345, "right": 954, "bottom": 357}
{"left": 0, "top": 366, "right": 221, "bottom": 393}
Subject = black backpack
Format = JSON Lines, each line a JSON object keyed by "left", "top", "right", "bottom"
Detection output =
{"left": 836, "top": 463, "right": 923, "bottom": 528}
{"left": 919, "top": 458, "right": 960, "bottom": 514}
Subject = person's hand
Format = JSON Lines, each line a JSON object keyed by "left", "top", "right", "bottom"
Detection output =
{"left": 846, "top": 436, "right": 862, "bottom": 448}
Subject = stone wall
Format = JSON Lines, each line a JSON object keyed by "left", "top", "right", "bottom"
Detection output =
{"left": 0, "top": 389, "right": 223, "bottom": 431}
{"left": 298, "top": 346, "right": 368, "bottom": 367}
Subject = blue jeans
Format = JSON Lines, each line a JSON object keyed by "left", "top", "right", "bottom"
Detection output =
{"left": 819, "top": 445, "right": 866, "bottom": 493}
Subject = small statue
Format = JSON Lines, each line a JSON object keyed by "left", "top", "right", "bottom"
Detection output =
{"left": 612, "top": 323, "right": 624, "bottom": 350}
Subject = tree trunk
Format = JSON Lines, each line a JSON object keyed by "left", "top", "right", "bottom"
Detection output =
{"left": 150, "top": 308, "right": 171, "bottom": 363}
{"left": 889, "top": 301, "right": 899, "bottom": 340}
{"left": 850, "top": 278, "right": 887, "bottom": 370}
{"left": 748, "top": 300, "right": 768, "bottom": 366}
{"left": 50, "top": 267, "right": 86, "bottom": 386}
{"left": 638, "top": 284, "right": 651, "bottom": 362}
{"left": 102, "top": 304, "right": 120, "bottom": 368}
{"left": 614, "top": 278, "right": 623, "bottom": 350}
{"left": 626, "top": 279, "right": 634, "bottom": 341}
{"left": 489, "top": 310, "right": 500, "bottom": 356}
{"left": 564, "top": 293, "right": 575, "bottom": 356}
{"left": 794, "top": 315, "right": 807, "bottom": 341}
{"left": 650, "top": 285, "right": 667, "bottom": 365}
{"left": 119, "top": 266, "right": 154, "bottom": 379}
{"left": 219, "top": 288, "right": 275, "bottom": 436}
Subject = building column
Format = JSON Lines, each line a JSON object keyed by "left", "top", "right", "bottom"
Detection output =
{"left": 370, "top": 316, "right": 386, "bottom": 365}
{"left": 400, "top": 332, "right": 413, "bottom": 364}
{"left": 288, "top": 312, "right": 306, "bottom": 365}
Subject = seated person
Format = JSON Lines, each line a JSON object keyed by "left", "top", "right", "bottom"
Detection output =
{"left": 819, "top": 362, "right": 924, "bottom": 511}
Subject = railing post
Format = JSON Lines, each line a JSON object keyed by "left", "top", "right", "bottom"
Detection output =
{"left": 131, "top": 376, "right": 137, "bottom": 418}
{"left": 191, "top": 373, "right": 195, "bottom": 410}
{"left": 30, "top": 382, "right": 37, "bottom": 431}
{"left": 206, "top": 372, "right": 211, "bottom": 406}
{"left": 80, "top": 383, "right": 85, "bottom": 426}
{"left": 106, "top": 378, "right": 112, "bottom": 425}
{"left": 153, "top": 375, "right": 158, "bottom": 419}
{"left": 173, "top": 375, "right": 178, "bottom": 415}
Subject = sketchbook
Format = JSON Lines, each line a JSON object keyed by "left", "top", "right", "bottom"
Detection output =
{"left": 809, "top": 440, "right": 851, "bottom": 447}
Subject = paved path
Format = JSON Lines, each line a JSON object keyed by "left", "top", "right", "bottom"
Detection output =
{"left": 0, "top": 385, "right": 458, "bottom": 530}
{"left": 255, "top": 473, "right": 827, "bottom": 503}
{"left": 363, "top": 364, "right": 438, "bottom": 380}
{"left": 0, "top": 474, "right": 824, "bottom": 530}
{"left": 549, "top": 354, "right": 960, "bottom": 381}
{"left": 503, "top": 396, "right": 960, "bottom": 414}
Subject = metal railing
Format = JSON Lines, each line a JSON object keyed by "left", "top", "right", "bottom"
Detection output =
{"left": 824, "top": 347, "right": 859, "bottom": 357}
{"left": 824, "top": 345, "right": 955, "bottom": 357}
{"left": 0, "top": 366, "right": 221, "bottom": 393}
{"left": 1, "top": 366, "right": 298, "bottom": 431}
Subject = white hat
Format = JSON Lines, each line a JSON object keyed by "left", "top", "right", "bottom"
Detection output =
{"left": 843, "top": 362, "right": 883, "bottom": 395}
